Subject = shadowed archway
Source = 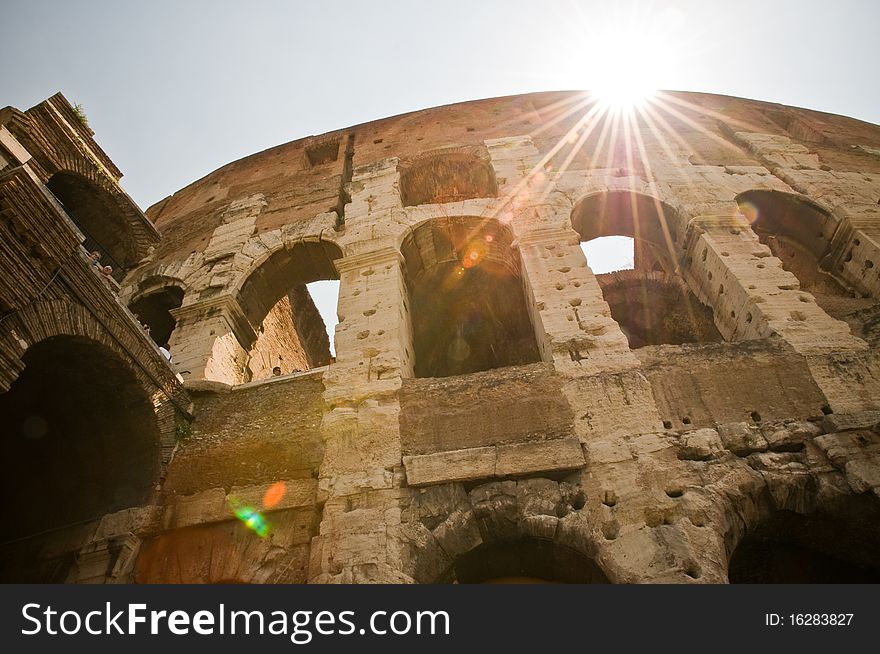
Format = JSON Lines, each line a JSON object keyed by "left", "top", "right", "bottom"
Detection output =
{"left": 0, "top": 335, "right": 161, "bottom": 582}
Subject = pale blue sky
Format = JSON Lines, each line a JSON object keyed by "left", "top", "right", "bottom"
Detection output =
{"left": 3, "top": 0, "right": 878, "bottom": 209}
{"left": 3, "top": 1, "right": 878, "bottom": 350}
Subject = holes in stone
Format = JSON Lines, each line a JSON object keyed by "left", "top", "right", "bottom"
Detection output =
{"left": 799, "top": 295, "right": 810, "bottom": 303}
{"left": 363, "top": 309, "right": 376, "bottom": 316}
{"left": 373, "top": 138, "right": 383, "bottom": 144}
{"left": 719, "top": 284, "right": 724, "bottom": 295}
{"left": 746, "top": 312, "right": 753, "bottom": 323}
{"left": 662, "top": 420, "right": 673, "bottom": 429}
{"left": 685, "top": 566, "right": 702, "bottom": 580}
{"left": 701, "top": 248, "right": 707, "bottom": 262}
{"left": 757, "top": 263, "right": 765, "bottom": 269}
{"left": 666, "top": 488, "right": 684, "bottom": 498}
{"left": 750, "top": 411, "right": 762, "bottom": 423}
{"left": 730, "top": 310, "right": 736, "bottom": 319}
{"left": 865, "top": 260, "right": 875, "bottom": 269}
{"left": 854, "top": 238, "right": 861, "bottom": 246}
{"left": 821, "top": 404, "right": 833, "bottom": 415}
{"left": 571, "top": 491, "right": 586, "bottom": 511}
{"left": 845, "top": 251, "right": 853, "bottom": 263}
{"left": 681, "top": 416, "right": 692, "bottom": 425}
{"left": 707, "top": 271, "right": 713, "bottom": 281}
{"left": 569, "top": 298, "right": 582, "bottom": 307}
{"left": 602, "top": 491, "right": 617, "bottom": 507}
{"left": 721, "top": 251, "right": 730, "bottom": 257}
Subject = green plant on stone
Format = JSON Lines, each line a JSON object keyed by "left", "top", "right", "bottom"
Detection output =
{"left": 72, "top": 103, "right": 89, "bottom": 128}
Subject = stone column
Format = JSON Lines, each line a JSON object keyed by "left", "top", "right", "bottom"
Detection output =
{"left": 169, "top": 296, "right": 254, "bottom": 385}
{"left": 517, "top": 225, "right": 638, "bottom": 376}
{"left": 309, "top": 246, "right": 413, "bottom": 583}
{"left": 684, "top": 212, "right": 864, "bottom": 354}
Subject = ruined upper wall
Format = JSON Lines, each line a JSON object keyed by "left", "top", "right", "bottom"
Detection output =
{"left": 143, "top": 90, "right": 880, "bottom": 265}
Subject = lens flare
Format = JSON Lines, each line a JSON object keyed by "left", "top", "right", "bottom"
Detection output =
{"left": 263, "top": 481, "right": 286, "bottom": 509}
{"left": 228, "top": 497, "right": 271, "bottom": 538}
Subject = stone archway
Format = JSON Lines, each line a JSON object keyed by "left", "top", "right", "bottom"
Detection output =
{"left": 400, "top": 216, "right": 541, "bottom": 378}
{"left": 0, "top": 335, "right": 162, "bottom": 582}
{"left": 47, "top": 171, "right": 139, "bottom": 279}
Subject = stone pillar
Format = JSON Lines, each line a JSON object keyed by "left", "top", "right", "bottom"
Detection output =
{"left": 169, "top": 296, "right": 254, "bottom": 385}
{"left": 684, "top": 212, "right": 872, "bottom": 412}
{"left": 310, "top": 246, "right": 413, "bottom": 583}
{"left": 517, "top": 225, "right": 637, "bottom": 376}
{"left": 684, "top": 213, "right": 864, "bottom": 354}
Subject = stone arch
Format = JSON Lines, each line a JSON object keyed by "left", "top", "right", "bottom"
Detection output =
{"left": 597, "top": 270, "right": 723, "bottom": 348}
{"left": 726, "top": 498, "right": 880, "bottom": 583}
{"left": 408, "top": 479, "right": 611, "bottom": 584}
{"left": 135, "top": 517, "right": 309, "bottom": 584}
{"left": 129, "top": 281, "right": 186, "bottom": 347}
{"left": 399, "top": 215, "right": 541, "bottom": 378}
{"left": 676, "top": 450, "right": 880, "bottom": 583}
{"left": 570, "top": 190, "right": 684, "bottom": 274}
{"left": 398, "top": 148, "right": 498, "bottom": 207}
{"left": 234, "top": 239, "right": 343, "bottom": 379}
{"left": 736, "top": 190, "right": 854, "bottom": 302}
{"left": 0, "top": 333, "right": 162, "bottom": 582}
{"left": 47, "top": 170, "right": 142, "bottom": 280}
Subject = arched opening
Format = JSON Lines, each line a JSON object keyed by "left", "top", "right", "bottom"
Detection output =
{"left": 47, "top": 172, "right": 136, "bottom": 280}
{"left": 571, "top": 191, "right": 680, "bottom": 274}
{"left": 736, "top": 191, "right": 856, "bottom": 301}
{"left": 598, "top": 271, "right": 723, "bottom": 348}
{"left": 399, "top": 152, "right": 498, "bottom": 207}
{"left": 0, "top": 335, "right": 160, "bottom": 582}
{"left": 401, "top": 216, "right": 541, "bottom": 378}
{"left": 236, "top": 241, "right": 342, "bottom": 381}
{"left": 450, "top": 539, "right": 609, "bottom": 584}
{"left": 728, "top": 502, "right": 880, "bottom": 583}
{"left": 572, "top": 192, "right": 718, "bottom": 347}
{"left": 130, "top": 285, "right": 184, "bottom": 346}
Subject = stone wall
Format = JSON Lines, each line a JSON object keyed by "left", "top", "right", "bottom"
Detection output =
{"left": 5, "top": 90, "right": 880, "bottom": 583}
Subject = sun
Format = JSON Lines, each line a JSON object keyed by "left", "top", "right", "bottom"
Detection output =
{"left": 593, "top": 83, "right": 655, "bottom": 113}
{"left": 573, "top": 6, "right": 684, "bottom": 113}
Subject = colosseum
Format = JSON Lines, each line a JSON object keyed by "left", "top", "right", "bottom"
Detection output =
{"left": 2, "top": 90, "right": 880, "bottom": 584}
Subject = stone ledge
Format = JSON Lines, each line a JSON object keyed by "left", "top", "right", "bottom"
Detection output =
{"left": 403, "top": 438, "right": 585, "bottom": 487}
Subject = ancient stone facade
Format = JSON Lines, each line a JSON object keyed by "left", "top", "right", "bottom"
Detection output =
{"left": 3, "top": 90, "right": 880, "bottom": 583}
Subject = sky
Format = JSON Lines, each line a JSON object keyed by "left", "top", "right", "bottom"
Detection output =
{"left": 3, "top": 0, "right": 879, "bottom": 350}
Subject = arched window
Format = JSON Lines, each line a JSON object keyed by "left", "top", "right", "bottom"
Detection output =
{"left": 572, "top": 191, "right": 680, "bottom": 273}
{"left": 0, "top": 336, "right": 160, "bottom": 582}
{"left": 236, "top": 242, "right": 342, "bottom": 381}
{"left": 130, "top": 285, "right": 184, "bottom": 346}
{"left": 736, "top": 190, "right": 856, "bottom": 304}
{"left": 572, "top": 191, "right": 718, "bottom": 347}
{"left": 401, "top": 216, "right": 541, "bottom": 378}
{"left": 728, "top": 505, "right": 880, "bottom": 583}
{"left": 399, "top": 151, "right": 498, "bottom": 207}
{"left": 47, "top": 172, "right": 137, "bottom": 280}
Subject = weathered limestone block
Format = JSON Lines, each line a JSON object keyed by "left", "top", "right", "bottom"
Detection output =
{"left": 822, "top": 410, "right": 880, "bottom": 433}
{"left": 679, "top": 428, "right": 725, "bottom": 461}
{"left": 495, "top": 438, "right": 585, "bottom": 477}
{"left": 404, "top": 447, "right": 496, "bottom": 486}
{"left": 845, "top": 457, "right": 880, "bottom": 493}
{"left": 761, "top": 420, "right": 822, "bottom": 451}
{"left": 163, "top": 487, "right": 229, "bottom": 530}
{"left": 718, "top": 422, "right": 769, "bottom": 456}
